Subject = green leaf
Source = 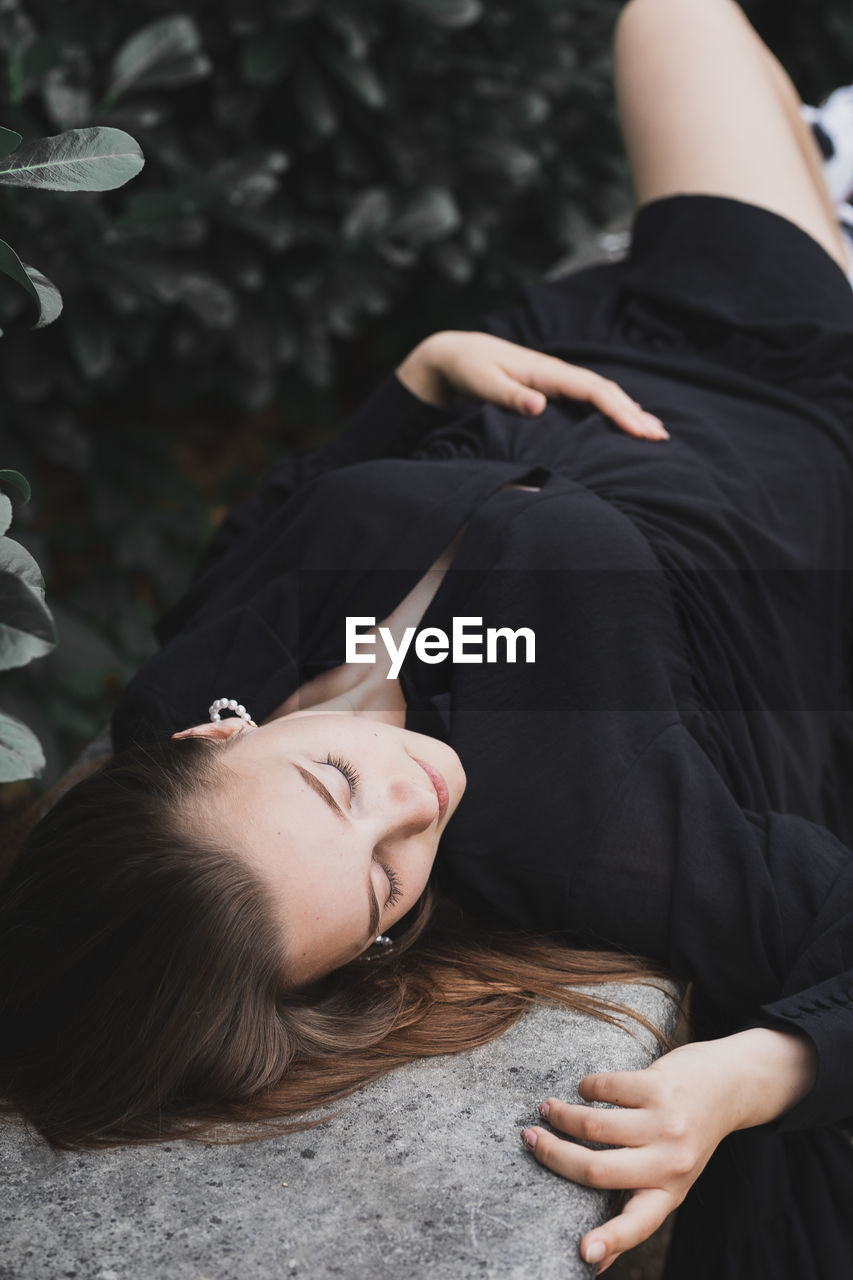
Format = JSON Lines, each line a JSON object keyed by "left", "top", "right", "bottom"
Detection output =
{"left": 0, "top": 127, "right": 144, "bottom": 192}
{"left": 105, "top": 15, "right": 212, "bottom": 105}
{"left": 398, "top": 0, "right": 484, "bottom": 28}
{"left": 0, "top": 127, "right": 22, "bottom": 161}
{"left": 0, "top": 470, "right": 31, "bottom": 503}
{"left": 0, "top": 531, "right": 49, "bottom": 600}
{"left": 0, "top": 238, "right": 48, "bottom": 328}
{"left": 0, "top": 708, "right": 45, "bottom": 782}
{"left": 22, "top": 262, "right": 63, "bottom": 328}
{"left": 341, "top": 187, "right": 392, "bottom": 242}
{"left": 322, "top": 10, "right": 373, "bottom": 60}
{"left": 390, "top": 186, "right": 462, "bottom": 244}
{"left": 465, "top": 135, "right": 540, "bottom": 183}
{"left": 0, "top": 543, "right": 57, "bottom": 670}
{"left": 42, "top": 67, "right": 94, "bottom": 131}
{"left": 320, "top": 43, "right": 385, "bottom": 110}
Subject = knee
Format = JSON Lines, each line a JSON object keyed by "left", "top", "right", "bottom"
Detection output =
{"left": 614, "top": 0, "right": 740, "bottom": 41}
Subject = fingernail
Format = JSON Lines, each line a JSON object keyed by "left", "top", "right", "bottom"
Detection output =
{"left": 520, "top": 1127, "right": 537, "bottom": 1149}
{"left": 586, "top": 1240, "right": 606, "bottom": 1263}
{"left": 538, "top": 1101, "right": 550, "bottom": 1119}
{"left": 625, "top": 412, "right": 657, "bottom": 436}
{"left": 642, "top": 413, "right": 669, "bottom": 438}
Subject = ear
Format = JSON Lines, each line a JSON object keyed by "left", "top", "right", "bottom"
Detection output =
{"left": 171, "top": 721, "right": 249, "bottom": 742}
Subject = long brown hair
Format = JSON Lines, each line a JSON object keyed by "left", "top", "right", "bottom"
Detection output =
{"left": 0, "top": 736, "right": 681, "bottom": 1153}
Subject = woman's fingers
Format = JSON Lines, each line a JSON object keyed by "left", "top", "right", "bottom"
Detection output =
{"left": 521, "top": 1113, "right": 678, "bottom": 1271}
{"left": 581, "top": 1188, "right": 674, "bottom": 1274}
{"left": 488, "top": 366, "right": 549, "bottom": 416}
{"left": 427, "top": 330, "right": 670, "bottom": 438}
{"left": 589, "top": 380, "right": 670, "bottom": 440}
{"left": 520, "top": 1124, "right": 673, "bottom": 1189}
{"left": 540, "top": 363, "right": 669, "bottom": 439}
{"left": 506, "top": 358, "right": 669, "bottom": 439}
{"left": 578, "top": 1068, "right": 663, "bottom": 1108}
{"left": 540, "top": 1097, "right": 659, "bottom": 1148}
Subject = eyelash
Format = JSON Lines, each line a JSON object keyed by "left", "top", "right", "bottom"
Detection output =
{"left": 325, "top": 752, "right": 361, "bottom": 795}
{"left": 325, "top": 752, "right": 402, "bottom": 911}
{"left": 381, "top": 862, "right": 403, "bottom": 910}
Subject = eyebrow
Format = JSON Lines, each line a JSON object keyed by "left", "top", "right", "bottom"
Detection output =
{"left": 292, "top": 763, "right": 381, "bottom": 944}
{"left": 293, "top": 763, "right": 346, "bottom": 820}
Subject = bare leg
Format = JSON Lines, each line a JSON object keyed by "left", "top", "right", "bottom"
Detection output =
{"left": 740, "top": 18, "right": 848, "bottom": 255}
{"left": 612, "top": 0, "right": 850, "bottom": 276}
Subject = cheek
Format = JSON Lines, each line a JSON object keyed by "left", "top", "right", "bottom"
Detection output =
{"left": 396, "top": 847, "right": 438, "bottom": 917}
{"left": 267, "top": 837, "right": 362, "bottom": 946}
{"left": 288, "top": 881, "right": 372, "bottom": 977}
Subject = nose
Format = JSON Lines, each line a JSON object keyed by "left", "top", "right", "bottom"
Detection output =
{"left": 378, "top": 771, "right": 438, "bottom": 841}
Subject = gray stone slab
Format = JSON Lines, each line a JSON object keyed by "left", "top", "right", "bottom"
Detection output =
{"left": 0, "top": 978, "right": 682, "bottom": 1280}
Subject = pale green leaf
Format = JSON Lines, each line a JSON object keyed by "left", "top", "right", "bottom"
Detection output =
{"left": 0, "top": 471, "right": 31, "bottom": 502}
{"left": 0, "top": 127, "right": 144, "bottom": 191}
{"left": 0, "top": 532, "right": 48, "bottom": 597}
{"left": 106, "top": 15, "right": 211, "bottom": 104}
{"left": 0, "top": 238, "right": 43, "bottom": 327}
{"left": 23, "top": 261, "right": 62, "bottom": 328}
{"left": 0, "top": 565, "right": 56, "bottom": 669}
{"left": 398, "top": 0, "right": 483, "bottom": 28}
{"left": 0, "top": 708, "right": 45, "bottom": 782}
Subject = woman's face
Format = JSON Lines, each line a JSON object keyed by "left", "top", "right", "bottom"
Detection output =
{"left": 171, "top": 710, "right": 465, "bottom": 987}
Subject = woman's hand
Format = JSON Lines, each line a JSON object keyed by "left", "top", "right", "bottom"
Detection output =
{"left": 397, "top": 330, "right": 669, "bottom": 440}
{"left": 518, "top": 1028, "right": 817, "bottom": 1274}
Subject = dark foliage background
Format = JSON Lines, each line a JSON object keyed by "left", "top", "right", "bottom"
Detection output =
{"left": 1, "top": 0, "right": 851, "bottom": 811}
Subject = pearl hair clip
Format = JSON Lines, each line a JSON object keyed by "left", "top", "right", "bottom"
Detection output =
{"left": 209, "top": 698, "right": 258, "bottom": 727}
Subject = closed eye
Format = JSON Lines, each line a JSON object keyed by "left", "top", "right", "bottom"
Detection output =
{"left": 326, "top": 752, "right": 361, "bottom": 795}
{"left": 379, "top": 860, "right": 402, "bottom": 910}
{"left": 321, "top": 756, "right": 401, "bottom": 924}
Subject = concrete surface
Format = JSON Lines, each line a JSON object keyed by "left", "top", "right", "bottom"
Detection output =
{"left": 1, "top": 978, "right": 682, "bottom": 1280}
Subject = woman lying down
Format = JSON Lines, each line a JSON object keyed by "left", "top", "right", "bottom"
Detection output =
{"left": 5, "top": 1, "right": 853, "bottom": 1276}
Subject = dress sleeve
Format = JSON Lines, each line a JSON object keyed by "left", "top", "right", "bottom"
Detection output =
{"left": 155, "top": 370, "right": 454, "bottom": 644}
{"left": 583, "top": 721, "right": 853, "bottom": 1134}
{"left": 191, "top": 370, "right": 452, "bottom": 578}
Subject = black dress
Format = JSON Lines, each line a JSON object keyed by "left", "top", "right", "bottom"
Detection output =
{"left": 111, "top": 194, "right": 853, "bottom": 1278}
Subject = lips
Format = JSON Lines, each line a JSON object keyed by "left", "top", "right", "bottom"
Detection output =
{"left": 412, "top": 757, "right": 449, "bottom": 821}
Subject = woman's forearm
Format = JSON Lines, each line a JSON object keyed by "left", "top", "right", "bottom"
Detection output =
{"left": 395, "top": 333, "right": 451, "bottom": 409}
{"left": 709, "top": 1026, "right": 818, "bottom": 1131}
{"left": 396, "top": 329, "right": 672, "bottom": 438}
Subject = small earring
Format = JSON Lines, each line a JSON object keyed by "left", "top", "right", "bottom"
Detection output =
{"left": 363, "top": 934, "right": 394, "bottom": 962}
{"left": 209, "top": 698, "right": 258, "bottom": 727}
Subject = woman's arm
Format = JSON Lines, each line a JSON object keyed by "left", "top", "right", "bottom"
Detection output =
{"left": 455, "top": 710, "right": 853, "bottom": 1270}
{"left": 183, "top": 330, "right": 667, "bottom": 609}
{"left": 521, "top": 1026, "right": 818, "bottom": 1273}
{"left": 399, "top": 329, "right": 670, "bottom": 439}
{"left": 170, "top": 344, "right": 457, "bottom": 614}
